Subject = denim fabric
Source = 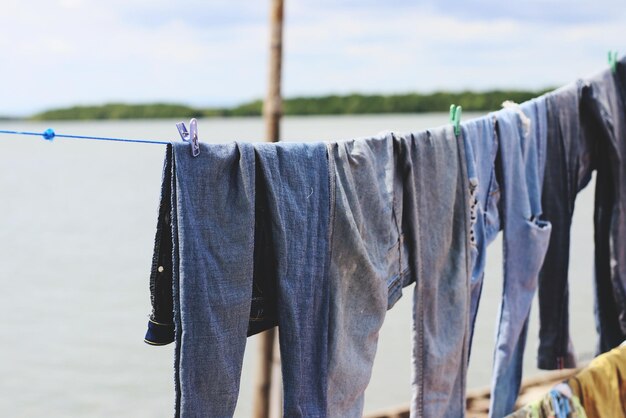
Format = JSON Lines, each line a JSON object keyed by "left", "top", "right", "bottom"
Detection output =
{"left": 156, "top": 141, "right": 331, "bottom": 417}
{"left": 326, "top": 128, "right": 471, "bottom": 418}
{"left": 537, "top": 64, "right": 626, "bottom": 369}
{"left": 326, "top": 135, "right": 400, "bottom": 417}
{"left": 585, "top": 63, "right": 626, "bottom": 354}
{"left": 489, "top": 106, "right": 552, "bottom": 418}
{"left": 520, "top": 99, "right": 549, "bottom": 219}
{"left": 398, "top": 127, "right": 471, "bottom": 418}
{"left": 145, "top": 144, "right": 176, "bottom": 345}
{"left": 254, "top": 142, "right": 331, "bottom": 417}
{"left": 170, "top": 142, "right": 257, "bottom": 417}
{"left": 462, "top": 116, "right": 501, "bottom": 356}
{"left": 537, "top": 81, "right": 595, "bottom": 370}
{"left": 146, "top": 149, "right": 279, "bottom": 345}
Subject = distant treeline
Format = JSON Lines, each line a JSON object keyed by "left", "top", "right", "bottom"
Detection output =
{"left": 31, "top": 90, "right": 552, "bottom": 120}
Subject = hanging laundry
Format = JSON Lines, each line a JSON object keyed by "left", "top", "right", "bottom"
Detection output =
{"left": 536, "top": 80, "right": 594, "bottom": 370}
{"left": 390, "top": 128, "right": 471, "bottom": 418}
{"left": 462, "top": 101, "right": 553, "bottom": 417}
{"left": 156, "top": 142, "right": 257, "bottom": 417}
{"left": 568, "top": 344, "right": 626, "bottom": 418}
{"left": 156, "top": 141, "right": 332, "bottom": 417}
{"left": 321, "top": 127, "right": 473, "bottom": 417}
{"left": 325, "top": 134, "right": 404, "bottom": 417}
{"left": 538, "top": 57, "right": 626, "bottom": 370}
{"left": 585, "top": 59, "right": 626, "bottom": 353}
{"left": 138, "top": 58, "right": 626, "bottom": 418}
{"left": 253, "top": 142, "right": 333, "bottom": 417}
{"left": 505, "top": 389, "right": 587, "bottom": 418}
{"left": 145, "top": 126, "right": 473, "bottom": 417}
{"left": 462, "top": 115, "right": 501, "bottom": 357}
{"left": 487, "top": 103, "right": 552, "bottom": 418}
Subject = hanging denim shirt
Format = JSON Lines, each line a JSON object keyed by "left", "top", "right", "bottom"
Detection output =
{"left": 489, "top": 105, "right": 552, "bottom": 418}
{"left": 536, "top": 81, "right": 595, "bottom": 370}
{"left": 584, "top": 62, "right": 626, "bottom": 354}
{"left": 537, "top": 61, "right": 626, "bottom": 371}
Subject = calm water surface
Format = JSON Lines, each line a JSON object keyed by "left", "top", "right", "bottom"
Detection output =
{"left": 0, "top": 115, "right": 596, "bottom": 417}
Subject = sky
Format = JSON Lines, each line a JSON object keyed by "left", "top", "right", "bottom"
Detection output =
{"left": 1, "top": 0, "right": 624, "bottom": 115}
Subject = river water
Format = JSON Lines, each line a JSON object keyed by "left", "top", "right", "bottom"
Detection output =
{"left": 0, "top": 115, "right": 597, "bottom": 417}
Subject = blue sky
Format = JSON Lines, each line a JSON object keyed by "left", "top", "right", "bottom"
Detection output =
{"left": 1, "top": 0, "right": 624, "bottom": 115}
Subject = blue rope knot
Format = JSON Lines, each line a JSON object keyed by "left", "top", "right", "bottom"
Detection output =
{"left": 42, "top": 128, "right": 56, "bottom": 141}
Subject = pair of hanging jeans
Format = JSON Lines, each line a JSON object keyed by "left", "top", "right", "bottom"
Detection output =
{"left": 156, "top": 141, "right": 332, "bottom": 417}
{"left": 326, "top": 128, "right": 471, "bottom": 418}
{"left": 397, "top": 128, "right": 472, "bottom": 418}
{"left": 461, "top": 104, "right": 551, "bottom": 416}
{"left": 489, "top": 105, "right": 552, "bottom": 418}
{"left": 325, "top": 135, "right": 401, "bottom": 417}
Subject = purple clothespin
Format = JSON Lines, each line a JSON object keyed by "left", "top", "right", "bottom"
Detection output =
{"left": 175, "top": 118, "right": 200, "bottom": 157}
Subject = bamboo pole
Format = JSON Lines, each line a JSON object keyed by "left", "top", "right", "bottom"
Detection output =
{"left": 264, "top": 0, "right": 284, "bottom": 142}
{"left": 253, "top": 328, "right": 277, "bottom": 418}
{"left": 253, "top": 1, "right": 284, "bottom": 418}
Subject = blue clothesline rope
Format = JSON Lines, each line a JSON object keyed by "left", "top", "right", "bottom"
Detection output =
{"left": 0, "top": 128, "right": 170, "bottom": 145}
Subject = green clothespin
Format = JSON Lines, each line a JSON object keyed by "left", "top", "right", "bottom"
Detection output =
{"left": 449, "top": 104, "right": 462, "bottom": 136}
{"left": 608, "top": 50, "right": 618, "bottom": 73}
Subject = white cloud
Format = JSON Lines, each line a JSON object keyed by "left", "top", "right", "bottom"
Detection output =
{"left": 0, "top": 0, "right": 623, "bottom": 115}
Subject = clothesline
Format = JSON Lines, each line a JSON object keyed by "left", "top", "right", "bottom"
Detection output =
{"left": 0, "top": 128, "right": 169, "bottom": 145}
{"left": 0, "top": 93, "right": 572, "bottom": 149}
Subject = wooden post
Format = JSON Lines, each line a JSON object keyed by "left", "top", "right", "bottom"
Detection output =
{"left": 253, "top": 328, "right": 278, "bottom": 418}
{"left": 253, "top": 1, "right": 284, "bottom": 418}
{"left": 264, "top": 0, "right": 284, "bottom": 142}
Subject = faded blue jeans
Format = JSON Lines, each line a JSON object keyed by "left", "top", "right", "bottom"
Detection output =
{"left": 168, "top": 142, "right": 257, "bottom": 417}
{"left": 488, "top": 105, "right": 552, "bottom": 418}
{"left": 325, "top": 135, "right": 400, "bottom": 417}
{"left": 326, "top": 128, "right": 471, "bottom": 417}
{"left": 462, "top": 104, "right": 552, "bottom": 416}
{"left": 399, "top": 128, "right": 471, "bottom": 418}
{"left": 462, "top": 116, "right": 500, "bottom": 355}
{"left": 254, "top": 142, "right": 332, "bottom": 417}
{"left": 162, "top": 141, "right": 331, "bottom": 417}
